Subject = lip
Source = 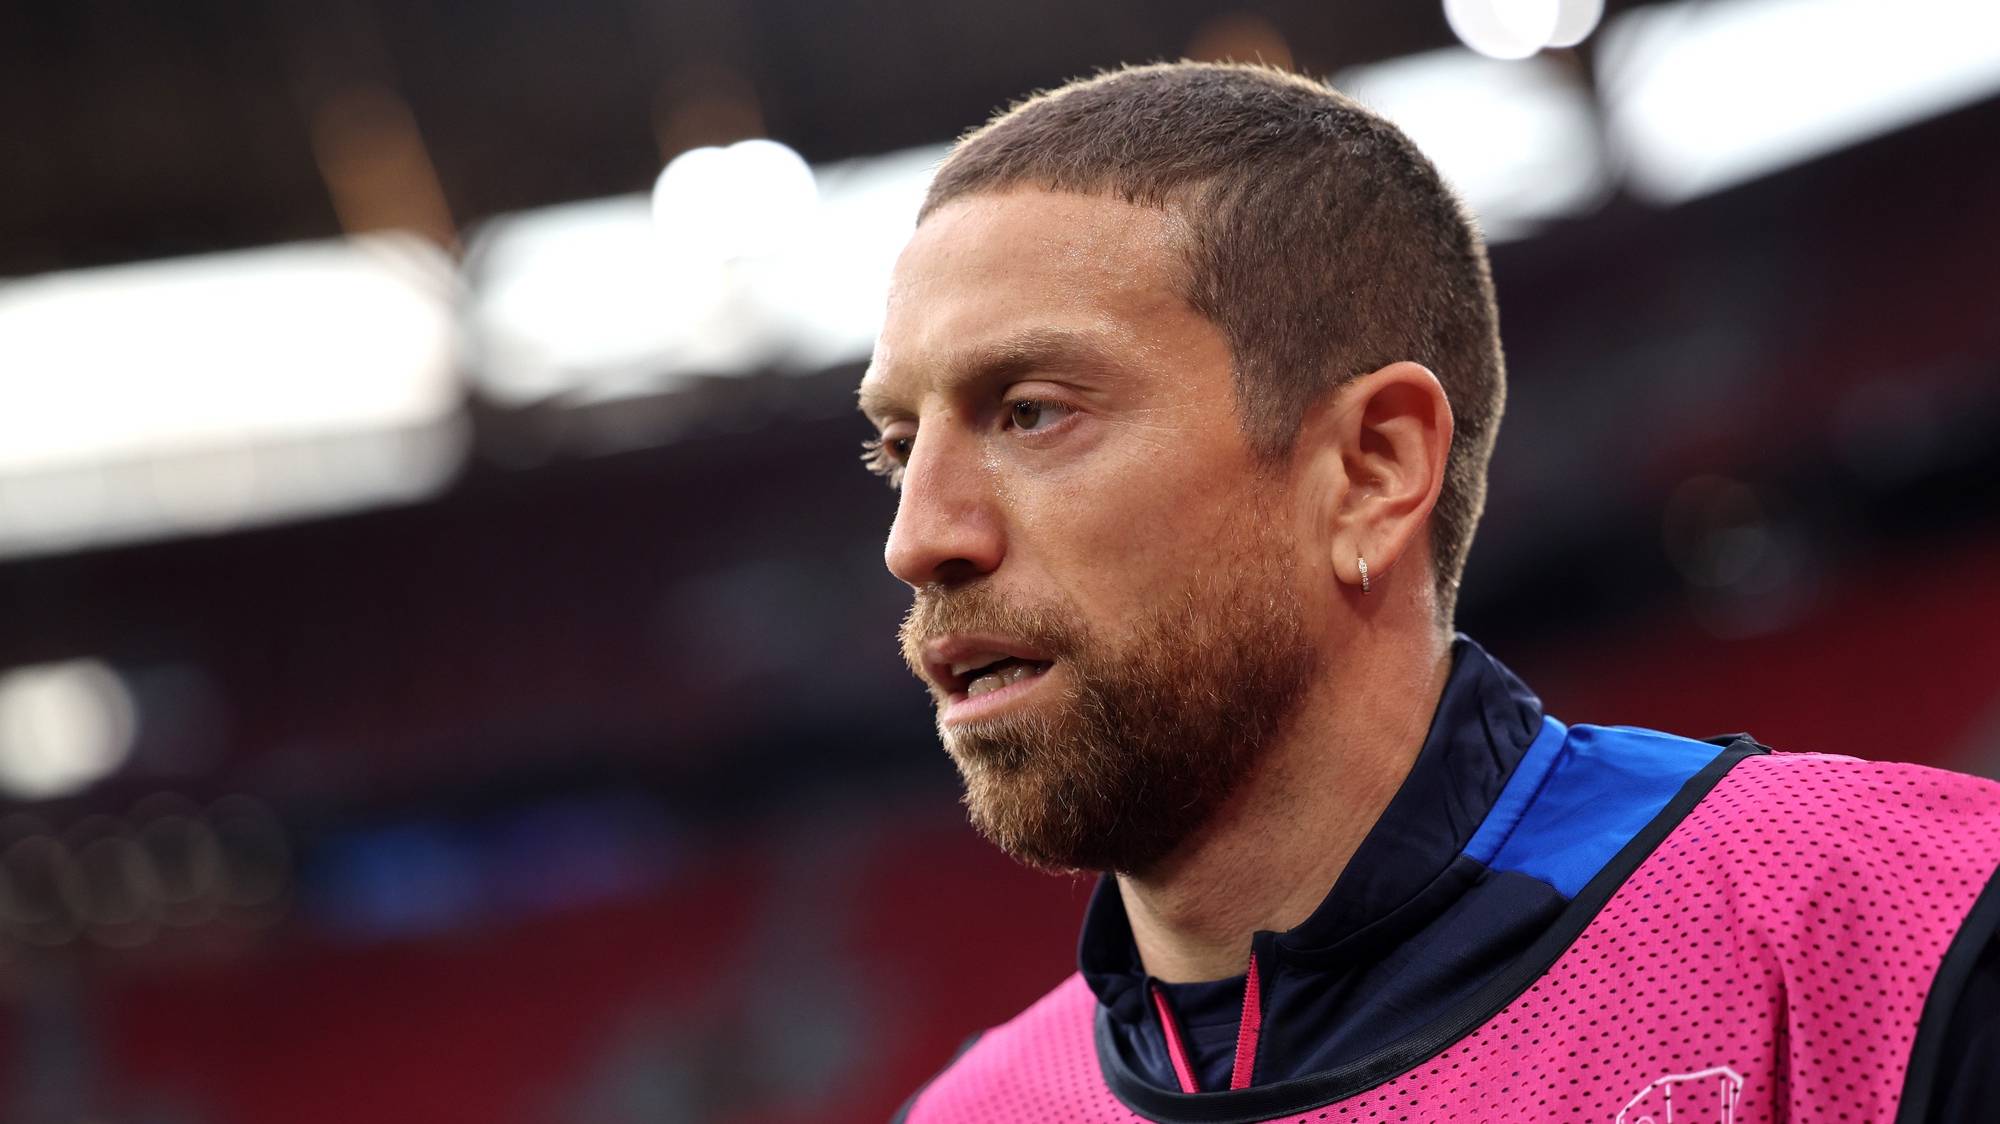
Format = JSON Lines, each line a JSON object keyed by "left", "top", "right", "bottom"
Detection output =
{"left": 939, "top": 659, "right": 1058, "bottom": 726}
{"left": 921, "top": 633, "right": 1058, "bottom": 725}
{"left": 921, "top": 633, "right": 1053, "bottom": 691}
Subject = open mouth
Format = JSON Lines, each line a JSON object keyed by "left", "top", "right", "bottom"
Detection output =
{"left": 950, "top": 654, "right": 1055, "bottom": 699}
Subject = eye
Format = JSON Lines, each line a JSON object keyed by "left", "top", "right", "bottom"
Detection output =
{"left": 860, "top": 433, "right": 913, "bottom": 487}
{"left": 1006, "top": 399, "right": 1070, "bottom": 433}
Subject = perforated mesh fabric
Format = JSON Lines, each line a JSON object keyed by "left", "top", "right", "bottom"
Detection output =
{"left": 905, "top": 753, "right": 2000, "bottom": 1123}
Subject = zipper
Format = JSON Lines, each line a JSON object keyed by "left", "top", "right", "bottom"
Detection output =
{"left": 1150, "top": 951, "right": 1264, "bottom": 1094}
{"left": 1229, "top": 952, "right": 1263, "bottom": 1090}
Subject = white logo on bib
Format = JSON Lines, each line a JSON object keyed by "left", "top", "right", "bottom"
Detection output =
{"left": 1616, "top": 1066, "right": 1744, "bottom": 1124}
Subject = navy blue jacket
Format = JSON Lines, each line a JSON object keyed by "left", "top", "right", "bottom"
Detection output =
{"left": 1079, "top": 635, "right": 1998, "bottom": 1119}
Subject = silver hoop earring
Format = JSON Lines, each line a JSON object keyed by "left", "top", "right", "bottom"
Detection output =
{"left": 1358, "top": 554, "right": 1371, "bottom": 594}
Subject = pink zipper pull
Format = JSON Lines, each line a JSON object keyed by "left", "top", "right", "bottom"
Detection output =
{"left": 1229, "top": 952, "right": 1263, "bottom": 1090}
{"left": 1150, "top": 983, "right": 1202, "bottom": 1093}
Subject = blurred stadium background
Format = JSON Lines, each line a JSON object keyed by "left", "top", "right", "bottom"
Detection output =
{"left": 2, "top": 0, "right": 1999, "bottom": 1120}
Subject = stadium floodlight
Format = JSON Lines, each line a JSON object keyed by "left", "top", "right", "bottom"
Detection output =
{"left": 469, "top": 194, "right": 721, "bottom": 407}
{"left": 468, "top": 143, "right": 944, "bottom": 411}
{"left": 1599, "top": 0, "right": 2000, "bottom": 203}
{"left": 651, "top": 138, "right": 819, "bottom": 263}
{"left": 1546, "top": 0, "right": 1604, "bottom": 48}
{"left": 761, "top": 144, "right": 948, "bottom": 372}
{"left": 1338, "top": 49, "right": 1609, "bottom": 240}
{"left": 0, "top": 660, "right": 137, "bottom": 801}
{"left": 1445, "top": 0, "right": 1562, "bottom": 60}
{"left": 0, "top": 234, "right": 464, "bottom": 557}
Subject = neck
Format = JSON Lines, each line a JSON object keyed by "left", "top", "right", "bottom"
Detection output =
{"left": 1117, "top": 626, "right": 1453, "bottom": 983}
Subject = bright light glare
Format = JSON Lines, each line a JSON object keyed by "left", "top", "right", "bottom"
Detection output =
{"left": 0, "top": 660, "right": 137, "bottom": 800}
{"left": 0, "top": 235, "right": 466, "bottom": 557}
{"left": 768, "top": 145, "right": 946, "bottom": 370}
{"left": 651, "top": 139, "right": 819, "bottom": 262}
{"left": 473, "top": 196, "right": 717, "bottom": 405}
{"left": 1445, "top": 0, "right": 1602, "bottom": 58}
{"left": 1338, "top": 49, "right": 1607, "bottom": 240}
{"left": 0, "top": 235, "right": 459, "bottom": 475}
{"left": 470, "top": 144, "right": 942, "bottom": 407}
{"left": 1445, "top": 0, "right": 1561, "bottom": 60}
{"left": 1601, "top": 0, "right": 2000, "bottom": 202}
{"left": 1547, "top": 0, "right": 1603, "bottom": 47}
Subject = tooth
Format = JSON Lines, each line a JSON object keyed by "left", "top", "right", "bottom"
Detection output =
{"left": 952, "top": 653, "right": 1006, "bottom": 677}
{"left": 966, "top": 674, "right": 1000, "bottom": 697}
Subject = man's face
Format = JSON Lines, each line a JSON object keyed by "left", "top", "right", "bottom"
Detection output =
{"left": 859, "top": 188, "right": 1322, "bottom": 874}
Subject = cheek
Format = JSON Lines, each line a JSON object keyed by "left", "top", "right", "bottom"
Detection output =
{"left": 1020, "top": 450, "right": 1258, "bottom": 608}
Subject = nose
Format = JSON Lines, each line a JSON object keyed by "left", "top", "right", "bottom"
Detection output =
{"left": 883, "top": 427, "right": 1005, "bottom": 588}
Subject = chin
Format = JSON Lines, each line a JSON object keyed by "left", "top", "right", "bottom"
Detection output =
{"left": 956, "top": 759, "right": 1189, "bottom": 876}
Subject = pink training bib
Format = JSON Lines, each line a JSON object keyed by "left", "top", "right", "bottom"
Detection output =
{"left": 904, "top": 752, "right": 2000, "bottom": 1122}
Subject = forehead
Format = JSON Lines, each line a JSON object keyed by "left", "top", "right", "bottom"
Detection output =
{"left": 862, "top": 189, "right": 1195, "bottom": 408}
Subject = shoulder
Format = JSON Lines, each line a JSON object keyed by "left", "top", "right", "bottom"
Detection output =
{"left": 1702, "top": 750, "right": 2000, "bottom": 851}
{"left": 1541, "top": 723, "right": 2000, "bottom": 865}
{"left": 1471, "top": 721, "right": 1754, "bottom": 898}
{"left": 1666, "top": 750, "right": 2000, "bottom": 938}
{"left": 1511, "top": 725, "right": 2000, "bottom": 925}
{"left": 893, "top": 973, "right": 1102, "bottom": 1123}
{"left": 1687, "top": 753, "right": 2000, "bottom": 1117}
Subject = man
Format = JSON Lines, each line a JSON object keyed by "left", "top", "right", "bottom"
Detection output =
{"left": 855, "top": 62, "right": 2000, "bottom": 1122}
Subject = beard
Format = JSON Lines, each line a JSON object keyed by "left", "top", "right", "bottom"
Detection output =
{"left": 898, "top": 511, "right": 1317, "bottom": 876}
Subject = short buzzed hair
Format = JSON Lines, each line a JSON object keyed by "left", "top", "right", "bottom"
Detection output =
{"left": 921, "top": 62, "right": 1504, "bottom": 625}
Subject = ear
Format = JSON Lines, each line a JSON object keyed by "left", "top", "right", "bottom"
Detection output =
{"left": 1295, "top": 361, "right": 1453, "bottom": 598}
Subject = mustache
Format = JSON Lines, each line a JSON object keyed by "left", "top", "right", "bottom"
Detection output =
{"left": 898, "top": 584, "right": 1084, "bottom": 681}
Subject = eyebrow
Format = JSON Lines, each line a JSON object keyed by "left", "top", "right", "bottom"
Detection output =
{"left": 857, "top": 326, "right": 1129, "bottom": 424}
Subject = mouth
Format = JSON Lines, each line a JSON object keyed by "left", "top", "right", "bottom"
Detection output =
{"left": 950, "top": 654, "right": 1055, "bottom": 699}
{"left": 922, "top": 637, "right": 1058, "bottom": 723}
